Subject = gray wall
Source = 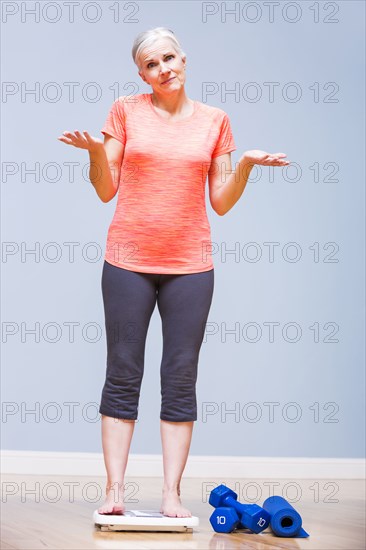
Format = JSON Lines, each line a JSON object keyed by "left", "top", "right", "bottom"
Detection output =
{"left": 1, "top": 1, "right": 365, "bottom": 458}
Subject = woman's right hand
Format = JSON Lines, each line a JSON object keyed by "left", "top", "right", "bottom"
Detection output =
{"left": 57, "top": 130, "right": 104, "bottom": 153}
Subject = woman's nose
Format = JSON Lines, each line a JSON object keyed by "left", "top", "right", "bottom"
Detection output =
{"left": 159, "top": 62, "right": 170, "bottom": 72}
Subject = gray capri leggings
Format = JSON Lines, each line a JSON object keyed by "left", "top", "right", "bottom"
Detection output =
{"left": 99, "top": 260, "right": 214, "bottom": 422}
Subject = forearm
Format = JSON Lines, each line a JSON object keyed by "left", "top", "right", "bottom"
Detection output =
{"left": 89, "top": 146, "right": 119, "bottom": 203}
{"left": 216, "top": 154, "right": 254, "bottom": 216}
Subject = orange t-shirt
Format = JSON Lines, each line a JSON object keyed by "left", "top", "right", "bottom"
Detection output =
{"left": 100, "top": 93, "right": 236, "bottom": 274}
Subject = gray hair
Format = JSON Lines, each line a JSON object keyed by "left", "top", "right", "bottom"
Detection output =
{"left": 132, "top": 27, "right": 186, "bottom": 72}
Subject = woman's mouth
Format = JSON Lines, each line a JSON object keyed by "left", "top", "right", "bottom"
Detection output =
{"left": 162, "top": 77, "right": 175, "bottom": 84}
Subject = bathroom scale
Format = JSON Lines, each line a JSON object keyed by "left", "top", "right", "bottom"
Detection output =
{"left": 93, "top": 509, "right": 199, "bottom": 532}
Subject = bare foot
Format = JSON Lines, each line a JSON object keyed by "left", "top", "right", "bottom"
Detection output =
{"left": 97, "top": 482, "right": 125, "bottom": 515}
{"left": 160, "top": 488, "right": 192, "bottom": 518}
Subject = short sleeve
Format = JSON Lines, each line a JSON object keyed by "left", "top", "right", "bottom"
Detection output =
{"left": 101, "top": 96, "right": 126, "bottom": 145}
{"left": 211, "top": 112, "right": 236, "bottom": 158}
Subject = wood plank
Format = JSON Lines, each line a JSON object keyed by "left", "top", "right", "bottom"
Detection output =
{"left": 1, "top": 475, "right": 365, "bottom": 549}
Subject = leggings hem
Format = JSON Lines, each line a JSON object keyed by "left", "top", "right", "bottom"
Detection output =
{"left": 160, "top": 415, "right": 197, "bottom": 422}
{"left": 99, "top": 408, "right": 137, "bottom": 421}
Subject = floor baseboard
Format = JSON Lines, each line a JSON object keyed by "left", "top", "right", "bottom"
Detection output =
{"left": 1, "top": 450, "right": 364, "bottom": 478}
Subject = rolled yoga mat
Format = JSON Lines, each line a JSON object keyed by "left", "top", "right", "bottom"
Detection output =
{"left": 262, "top": 496, "right": 309, "bottom": 538}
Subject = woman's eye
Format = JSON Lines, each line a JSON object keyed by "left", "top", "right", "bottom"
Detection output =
{"left": 147, "top": 55, "right": 174, "bottom": 69}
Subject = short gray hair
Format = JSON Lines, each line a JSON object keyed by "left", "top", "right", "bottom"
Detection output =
{"left": 132, "top": 27, "right": 186, "bottom": 71}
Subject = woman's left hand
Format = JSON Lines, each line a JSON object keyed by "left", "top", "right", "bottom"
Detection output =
{"left": 243, "top": 150, "right": 290, "bottom": 166}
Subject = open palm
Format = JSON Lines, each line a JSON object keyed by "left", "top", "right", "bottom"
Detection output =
{"left": 57, "top": 130, "right": 103, "bottom": 152}
{"left": 245, "top": 150, "right": 290, "bottom": 166}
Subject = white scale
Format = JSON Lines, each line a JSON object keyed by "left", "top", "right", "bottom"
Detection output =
{"left": 93, "top": 509, "right": 199, "bottom": 532}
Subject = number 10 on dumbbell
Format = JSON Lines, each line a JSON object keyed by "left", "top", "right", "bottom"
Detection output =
{"left": 209, "top": 484, "right": 270, "bottom": 534}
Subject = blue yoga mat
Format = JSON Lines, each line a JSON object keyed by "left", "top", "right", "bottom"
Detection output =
{"left": 262, "top": 496, "right": 309, "bottom": 538}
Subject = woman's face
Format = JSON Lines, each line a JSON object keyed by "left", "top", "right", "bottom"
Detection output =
{"left": 138, "top": 38, "right": 186, "bottom": 93}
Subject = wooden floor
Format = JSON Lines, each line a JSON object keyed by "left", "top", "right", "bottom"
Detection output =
{"left": 1, "top": 475, "right": 365, "bottom": 549}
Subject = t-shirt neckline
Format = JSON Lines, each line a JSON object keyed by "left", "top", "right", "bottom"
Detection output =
{"left": 147, "top": 93, "right": 198, "bottom": 124}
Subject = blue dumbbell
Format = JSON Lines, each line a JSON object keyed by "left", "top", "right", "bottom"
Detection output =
{"left": 209, "top": 507, "right": 240, "bottom": 533}
{"left": 209, "top": 484, "right": 270, "bottom": 534}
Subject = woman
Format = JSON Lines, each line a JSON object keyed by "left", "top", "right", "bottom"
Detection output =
{"left": 58, "top": 27, "right": 289, "bottom": 518}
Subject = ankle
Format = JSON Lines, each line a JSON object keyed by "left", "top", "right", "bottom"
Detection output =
{"left": 162, "top": 484, "right": 181, "bottom": 496}
{"left": 106, "top": 481, "right": 125, "bottom": 492}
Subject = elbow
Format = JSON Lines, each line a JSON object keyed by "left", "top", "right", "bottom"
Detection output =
{"left": 215, "top": 198, "right": 236, "bottom": 216}
{"left": 98, "top": 191, "right": 116, "bottom": 203}
{"left": 97, "top": 193, "right": 109, "bottom": 203}
{"left": 210, "top": 195, "right": 232, "bottom": 216}
{"left": 211, "top": 197, "right": 230, "bottom": 216}
{"left": 215, "top": 205, "right": 228, "bottom": 216}
{"left": 211, "top": 200, "right": 226, "bottom": 216}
